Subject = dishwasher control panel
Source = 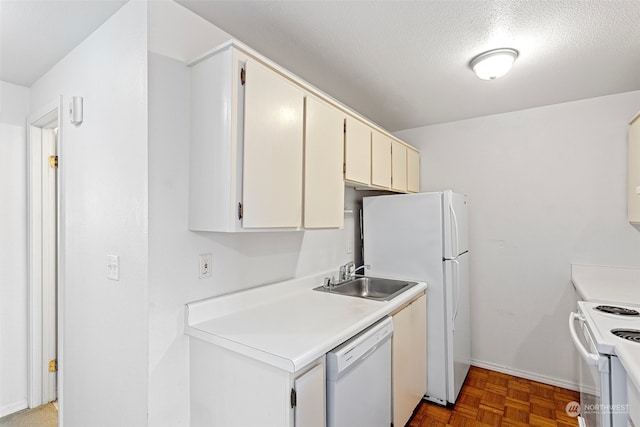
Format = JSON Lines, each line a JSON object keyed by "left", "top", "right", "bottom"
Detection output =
{"left": 326, "top": 317, "right": 393, "bottom": 376}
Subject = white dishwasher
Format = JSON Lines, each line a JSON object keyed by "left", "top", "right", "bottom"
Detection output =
{"left": 326, "top": 317, "right": 393, "bottom": 427}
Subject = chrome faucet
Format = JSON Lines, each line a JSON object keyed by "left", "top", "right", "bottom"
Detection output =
{"left": 338, "top": 262, "right": 370, "bottom": 282}
{"left": 339, "top": 262, "right": 354, "bottom": 282}
{"left": 351, "top": 264, "right": 371, "bottom": 278}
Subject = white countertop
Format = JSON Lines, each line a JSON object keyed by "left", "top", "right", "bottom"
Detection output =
{"left": 185, "top": 270, "right": 427, "bottom": 373}
{"left": 571, "top": 264, "right": 640, "bottom": 304}
{"left": 571, "top": 264, "right": 640, "bottom": 396}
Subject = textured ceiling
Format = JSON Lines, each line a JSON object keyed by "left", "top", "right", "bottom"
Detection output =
{"left": 177, "top": 0, "right": 640, "bottom": 130}
{"left": 0, "top": 0, "right": 127, "bottom": 87}
{"left": 2, "top": 1, "right": 639, "bottom": 130}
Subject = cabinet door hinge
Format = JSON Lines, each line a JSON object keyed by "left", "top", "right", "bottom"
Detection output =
{"left": 290, "top": 388, "right": 297, "bottom": 408}
{"left": 240, "top": 67, "right": 246, "bottom": 86}
{"left": 238, "top": 202, "right": 243, "bottom": 220}
{"left": 343, "top": 163, "right": 346, "bottom": 174}
{"left": 48, "top": 359, "right": 57, "bottom": 373}
{"left": 343, "top": 121, "right": 346, "bottom": 133}
{"left": 49, "top": 155, "right": 58, "bottom": 169}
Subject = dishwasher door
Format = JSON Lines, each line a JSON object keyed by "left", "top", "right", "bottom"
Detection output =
{"left": 326, "top": 317, "right": 393, "bottom": 427}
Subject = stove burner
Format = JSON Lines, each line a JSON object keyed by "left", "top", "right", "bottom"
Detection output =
{"left": 594, "top": 305, "right": 640, "bottom": 316}
{"left": 611, "top": 329, "right": 640, "bottom": 343}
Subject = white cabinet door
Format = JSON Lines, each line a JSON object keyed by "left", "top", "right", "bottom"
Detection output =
{"left": 371, "top": 131, "right": 392, "bottom": 188}
{"left": 243, "top": 59, "right": 304, "bottom": 228}
{"left": 392, "top": 294, "right": 427, "bottom": 427}
{"left": 629, "top": 114, "right": 640, "bottom": 224}
{"left": 392, "top": 141, "right": 408, "bottom": 192}
{"left": 344, "top": 116, "right": 371, "bottom": 185}
{"left": 407, "top": 148, "right": 420, "bottom": 193}
{"left": 409, "top": 294, "right": 427, "bottom": 406}
{"left": 392, "top": 302, "right": 413, "bottom": 427}
{"left": 294, "top": 363, "right": 325, "bottom": 427}
{"left": 304, "top": 96, "right": 345, "bottom": 228}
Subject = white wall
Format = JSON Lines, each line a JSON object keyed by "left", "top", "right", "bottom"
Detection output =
{"left": 29, "top": 2, "right": 149, "bottom": 425}
{"left": 395, "top": 91, "right": 640, "bottom": 388}
{"left": 0, "top": 81, "right": 30, "bottom": 417}
{"left": 147, "top": 2, "right": 355, "bottom": 425}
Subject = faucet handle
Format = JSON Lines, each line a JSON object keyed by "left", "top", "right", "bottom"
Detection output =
{"left": 323, "top": 277, "right": 331, "bottom": 288}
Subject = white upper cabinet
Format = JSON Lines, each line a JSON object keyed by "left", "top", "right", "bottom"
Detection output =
{"left": 187, "top": 40, "right": 420, "bottom": 232}
{"left": 391, "top": 141, "right": 408, "bottom": 192}
{"left": 304, "top": 96, "right": 345, "bottom": 229}
{"left": 407, "top": 148, "right": 420, "bottom": 193}
{"left": 371, "top": 131, "right": 392, "bottom": 188}
{"left": 344, "top": 116, "right": 372, "bottom": 186}
{"left": 242, "top": 59, "right": 304, "bottom": 228}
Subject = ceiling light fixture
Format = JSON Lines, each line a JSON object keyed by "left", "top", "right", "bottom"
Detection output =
{"left": 470, "top": 48, "right": 519, "bottom": 80}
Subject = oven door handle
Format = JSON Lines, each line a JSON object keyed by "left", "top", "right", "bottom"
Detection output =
{"left": 569, "top": 312, "right": 599, "bottom": 366}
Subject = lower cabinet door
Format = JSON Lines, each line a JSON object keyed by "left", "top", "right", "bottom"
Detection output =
{"left": 294, "top": 362, "right": 325, "bottom": 427}
{"left": 393, "top": 294, "right": 427, "bottom": 427}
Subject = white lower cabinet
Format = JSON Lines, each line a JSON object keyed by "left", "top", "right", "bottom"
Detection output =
{"left": 189, "top": 338, "right": 325, "bottom": 427}
{"left": 391, "top": 294, "right": 427, "bottom": 427}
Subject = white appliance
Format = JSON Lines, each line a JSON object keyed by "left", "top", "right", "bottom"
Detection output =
{"left": 362, "top": 191, "right": 470, "bottom": 405}
{"left": 326, "top": 317, "right": 393, "bottom": 427}
{"left": 569, "top": 301, "right": 640, "bottom": 427}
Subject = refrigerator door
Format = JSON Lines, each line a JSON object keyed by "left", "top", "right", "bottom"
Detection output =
{"left": 363, "top": 193, "right": 443, "bottom": 283}
{"left": 363, "top": 192, "right": 448, "bottom": 404}
{"left": 443, "top": 191, "right": 468, "bottom": 259}
{"left": 444, "top": 252, "right": 471, "bottom": 403}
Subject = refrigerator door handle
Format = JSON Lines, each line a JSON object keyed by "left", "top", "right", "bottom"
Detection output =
{"left": 449, "top": 203, "right": 459, "bottom": 257}
{"left": 452, "top": 259, "right": 460, "bottom": 329}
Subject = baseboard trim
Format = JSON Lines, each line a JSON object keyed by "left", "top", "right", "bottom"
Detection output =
{"left": 0, "top": 399, "right": 28, "bottom": 418}
{"left": 471, "top": 359, "right": 579, "bottom": 392}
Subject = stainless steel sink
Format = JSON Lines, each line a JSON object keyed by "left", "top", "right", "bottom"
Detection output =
{"left": 314, "top": 276, "right": 419, "bottom": 301}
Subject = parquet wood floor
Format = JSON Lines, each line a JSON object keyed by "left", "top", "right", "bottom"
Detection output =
{"left": 407, "top": 366, "right": 580, "bottom": 427}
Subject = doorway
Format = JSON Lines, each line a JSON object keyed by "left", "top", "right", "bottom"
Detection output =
{"left": 27, "top": 100, "right": 63, "bottom": 424}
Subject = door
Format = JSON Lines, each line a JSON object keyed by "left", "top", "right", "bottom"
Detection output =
{"left": 371, "top": 131, "right": 391, "bottom": 188}
{"left": 43, "top": 127, "right": 58, "bottom": 404}
{"left": 304, "top": 96, "right": 345, "bottom": 229}
{"left": 407, "top": 148, "right": 420, "bottom": 193}
{"left": 443, "top": 191, "right": 468, "bottom": 258}
{"left": 392, "top": 295, "right": 427, "bottom": 427}
{"left": 570, "top": 313, "right": 611, "bottom": 427}
{"left": 293, "top": 363, "right": 325, "bottom": 427}
{"left": 28, "top": 102, "right": 62, "bottom": 411}
{"left": 445, "top": 252, "right": 470, "bottom": 404}
{"left": 391, "top": 141, "right": 407, "bottom": 192}
{"left": 362, "top": 192, "right": 447, "bottom": 404}
{"left": 344, "top": 116, "right": 371, "bottom": 185}
{"left": 243, "top": 58, "right": 304, "bottom": 228}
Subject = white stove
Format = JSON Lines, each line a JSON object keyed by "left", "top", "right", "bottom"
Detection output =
{"left": 579, "top": 302, "right": 640, "bottom": 355}
{"left": 570, "top": 301, "right": 640, "bottom": 427}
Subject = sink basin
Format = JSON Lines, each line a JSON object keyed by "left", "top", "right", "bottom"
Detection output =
{"left": 314, "top": 276, "right": 419, "bottom": 301}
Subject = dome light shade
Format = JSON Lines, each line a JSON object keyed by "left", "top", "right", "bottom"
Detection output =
{"left": 470, "top": 48, "right": 519, "bottom": 80}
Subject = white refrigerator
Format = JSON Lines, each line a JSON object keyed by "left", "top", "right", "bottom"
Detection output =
{"left": 362, "top": 191, "right": 470, "bottom": 405}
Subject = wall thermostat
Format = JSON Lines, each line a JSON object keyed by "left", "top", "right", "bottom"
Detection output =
{"left": 69, "top": 96, "right": 83, "bottom": 126}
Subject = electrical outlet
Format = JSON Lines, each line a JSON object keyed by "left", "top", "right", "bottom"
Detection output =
{"left": 107, "top": 255, "right": 119, "bottom": 280}
{"left": 199, "top": 254, "right": 212, "bottom": 279}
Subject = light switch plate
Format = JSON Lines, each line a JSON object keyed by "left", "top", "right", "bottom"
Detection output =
{"left": 199, "top": 254, "right": 212, "bottom": 279}
{"left": 107, "top": 255, "right": 119, "bottom": 280}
